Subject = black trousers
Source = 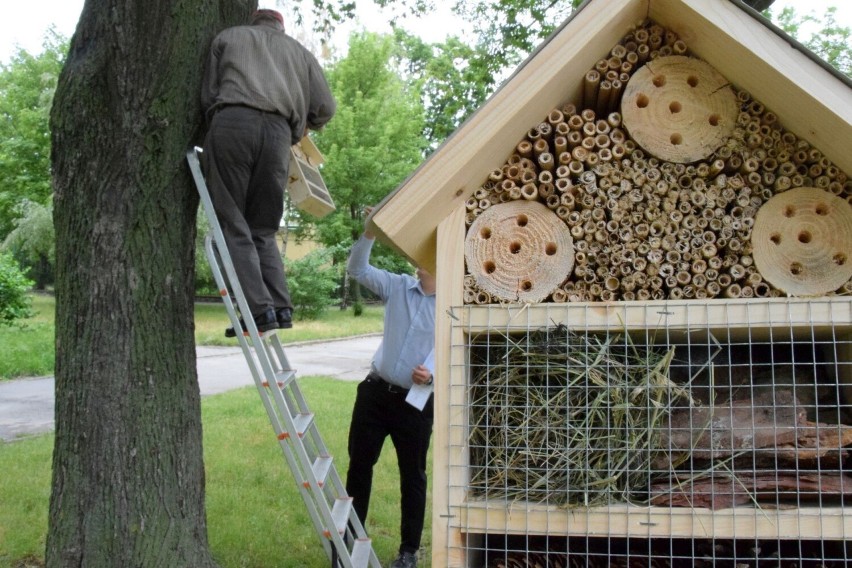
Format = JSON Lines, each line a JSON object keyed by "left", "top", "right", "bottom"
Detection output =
{"left": 346, "top": 374, "right": 434, "bottom": 555}
{"left": 202, "top": 105, "right": 293, "bottom": 316}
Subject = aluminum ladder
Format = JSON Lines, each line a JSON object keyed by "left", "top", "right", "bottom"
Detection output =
{"left": 186, "top": 147, "right": 380, "bottom": 568}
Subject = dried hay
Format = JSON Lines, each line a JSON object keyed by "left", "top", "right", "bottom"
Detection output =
{"left": 468, "top": 325, "right": 691, "bottom": 507}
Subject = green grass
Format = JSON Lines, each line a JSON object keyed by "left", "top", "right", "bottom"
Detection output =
{"left": 194, "top": 301, "right": 385, "bottom": 346}
{"left": 0, "top": 295, "right": 55, "bottom": 381}
{"left": 0, "top": 379, "right": 433, "bottom": 567}
{"left": 0, "top": 295, "right": 384, "bottom": 380}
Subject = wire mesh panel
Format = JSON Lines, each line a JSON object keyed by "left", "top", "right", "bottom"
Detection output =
{"left": 446, "top": 300, "right": 852, "bottom": 567}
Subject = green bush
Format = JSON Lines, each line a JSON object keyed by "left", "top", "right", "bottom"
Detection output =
{"left": 0, "top": 252, "right": 34, "bottom": 326}
{"left": 285, "top": 249, "right": 339, "bottom": 320}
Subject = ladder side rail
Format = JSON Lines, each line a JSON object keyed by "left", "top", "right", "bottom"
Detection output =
{"left": 190, "top": 149, "right": 310, "bottom": 444}
{"left": 188, "top": 148, "right": 267, "bottom": 351}
{"left": 202, "top": 238, "right": 334, "bottom": 561}
{"left": 193, "top": 153, "right": 336, "bottom": 562}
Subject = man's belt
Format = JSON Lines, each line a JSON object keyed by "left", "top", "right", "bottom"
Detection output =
{"left": 365, "top": 372, "right": 408, "bottom": 395}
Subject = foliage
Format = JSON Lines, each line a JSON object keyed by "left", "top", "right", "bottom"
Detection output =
{"left": 305, "top": 31, "right": 426, "bottom": 276}
{"left": 2, "top": 198, "right": 55, "bottom": 289}
{"left": 0, "top": 29, "right": 66, "bottom": 238}
{"left": 194, "top": 209, "right": 218, "bottom": 295}
{"left": 771, "top": 5, "right": 851, "bottom": 77}
{"left": 391, "top": 29, "right": 496, "bottom": 148}
{"left": 0, "top": 252, "right": 34, "bottom": 326}
{"left": 285, "top": 247, "right": 341, "bottom": 319}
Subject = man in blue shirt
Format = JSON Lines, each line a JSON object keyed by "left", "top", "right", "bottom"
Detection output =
{"left": 346, "top": 210, "right": 436, "bottom": 568}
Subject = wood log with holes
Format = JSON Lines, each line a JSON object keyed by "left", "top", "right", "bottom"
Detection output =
{"left": 465, "top": 200, "right": 574, "bottom": 303}
{"left": 621, "top": 56, "right": 738, "bottom": 164}
{"left": 751, "top": 187, "right": 852, "bottom": 296}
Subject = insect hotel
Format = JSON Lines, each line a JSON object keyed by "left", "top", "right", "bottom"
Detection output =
{"left": 369, "top": 0, "right": 852, "bottom": 565}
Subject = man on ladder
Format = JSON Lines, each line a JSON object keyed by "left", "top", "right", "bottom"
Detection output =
{"left": 200, "top": 8, "right": 336, "bottom": 337}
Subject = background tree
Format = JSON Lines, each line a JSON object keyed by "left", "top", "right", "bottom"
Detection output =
{"left": 771, "top": 5, "right": 851, "bottom": 77}
{"left": 0, "top": 251, "right": 34, "bottom": 326}
{"left": 393, "top": 29, "right": 496, "bottom": 148}
{"left": 47, "top": 0, "right": 251, "bottom": 565}
{"left": 1, "top": 198, "right": 55, "bottom": 289}
{"left": 0, "top": 29, "right": 66, "bottom": 238}
{"left": 306, "top": 31, "right": 426, "bottom": 305}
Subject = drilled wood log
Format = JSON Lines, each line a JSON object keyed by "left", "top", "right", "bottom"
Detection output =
{"left": 621, "top": 56, "right": 738, "bottom": 163}
{"left": 465, "top": 200, "right": 575, "bottom": 303}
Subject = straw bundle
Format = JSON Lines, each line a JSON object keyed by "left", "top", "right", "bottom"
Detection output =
{"left": 468, "top": 326, "right": 689, "bottom": 507}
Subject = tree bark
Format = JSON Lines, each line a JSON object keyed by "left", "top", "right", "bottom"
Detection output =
{"left": 47, "top": 1, "right": 254, "bottom": 565}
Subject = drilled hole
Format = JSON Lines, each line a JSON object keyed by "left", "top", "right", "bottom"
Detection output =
{"left": 835, "top": 253, "right": 847, "bottom": 266}
{"left": 687, "top": 75, "right": 698, "bottom": 87}
{"left": 708, "top": 114, "right": 720, "bottom": 126}
{"left": 815, "top": 203, "right": 829, "bottom": 216}
{"left": 516, "top": 214, "right": 528, "bottom": 227}
{"left": 520, "top": 280, "right": 533, "bottom": 291}
{"left": 798, "top": 231, "right": 812, "bottom": 244}
{"left": 480, "top": 227, "right": 492, "bottom": 239}
{"left": 669, "top": 101, "right": 682, "bottom": 114}
{"left": 483, "top": 260, "right": 496, "bottom": 274}
{"left": 770, "top": 233, "right": 782, "bottom": 245}
{"left": 670, "top": 133, "right": 683, "bottom": 146}
{"left": 784, "top": 205, "right": 796, "bottom": 217}
{"left": 636, "top": 93, "right": 650, "bottom": 108}
{"left": 510, "top": 242, "right": 521, "bottom": 254}
{"left": 652, "top": 75, "right": 666, "bottom": 87}
{"left": 545, "top": 242, "right": 557, "bottom": 256}
{"left": 790, "top": 262, "right": 803, "bottom": 276}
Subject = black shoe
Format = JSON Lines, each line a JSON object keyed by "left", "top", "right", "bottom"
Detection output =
{"left": 224, "top": 309, "right": 279, "bottom": 338}
{"left": 275, "top": 307, "right": 293, "bottom": 329}
{"left": 389, "top": 551, "right": 417, "bottom": 568}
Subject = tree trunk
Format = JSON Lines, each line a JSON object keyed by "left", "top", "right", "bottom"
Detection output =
{"left": 47, "top": 1, "right": 254, "bottom": 565}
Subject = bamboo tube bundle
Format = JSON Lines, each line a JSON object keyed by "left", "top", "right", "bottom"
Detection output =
{"left": 463, "top": 20, "right": 851, "bottom": 305}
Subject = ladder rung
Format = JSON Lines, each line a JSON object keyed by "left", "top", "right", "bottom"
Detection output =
{"left": 325, "top": 497, "right": 353, "bottom": 538}
{"left": 350, "top": 538, "right": 373, "bottom": 568}
{"left": 261, "top": 371, "right": 295, "bottom": 390}
{"left": 275, "top": 369, "right": 296, "bottom": 387}
{"left": 308, "top": 455, "right": 333, "bottom": 487}
{"left": 277, "top": 413, "right": 314, "bottom": 440}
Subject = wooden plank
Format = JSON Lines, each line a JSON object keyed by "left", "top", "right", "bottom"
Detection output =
{"left": 369, "top": 0, "right": 649, "bottom": 273}
{"left": 458, "top": 297, "right": 852, "bottom": 337}
{"left": 433, "top": 205, "right": 468, "bottom": 568}
{"left": 456, "top": 501, "right": 852, "bottom": 539}
{"left": 650, "top": 0, "right": 852, "bottom": 175}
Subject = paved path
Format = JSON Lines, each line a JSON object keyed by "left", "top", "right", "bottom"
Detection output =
{"left": 0, "top": 335, "right": 381, "bottom": 442}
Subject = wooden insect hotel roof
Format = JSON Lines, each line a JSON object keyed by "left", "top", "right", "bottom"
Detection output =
{"left": 368, "top": 0, "right": 852, "bottom": 275}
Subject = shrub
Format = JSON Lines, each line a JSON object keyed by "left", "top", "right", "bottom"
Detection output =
{"left": 0, "top": 252, "right": 34, "bottom": 326}
{"left": 285, "top": 248, "right": 340, "bottom": 320}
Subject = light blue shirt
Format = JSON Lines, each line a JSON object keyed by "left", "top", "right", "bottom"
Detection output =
{"left": 347, "top": 236, "right": 435, "bottom": 389}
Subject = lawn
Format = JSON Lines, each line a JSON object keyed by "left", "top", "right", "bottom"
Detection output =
{"left": 0, "top": 379, "right": 432, "bottom": 567}
{"left": 0, "top": 294, "right": 384, "bottom": 380}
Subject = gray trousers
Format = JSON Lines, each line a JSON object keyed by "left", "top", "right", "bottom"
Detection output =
{"left": 202, "top": 105, "right": 293, "bottom": 315}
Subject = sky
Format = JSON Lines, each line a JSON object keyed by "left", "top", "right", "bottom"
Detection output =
{"left": 0, "top": 0, "right": 850, "bottom": 64}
